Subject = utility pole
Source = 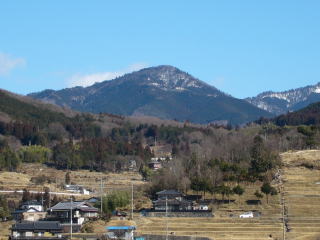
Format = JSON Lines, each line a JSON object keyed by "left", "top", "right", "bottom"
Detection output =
{"left": 165, "top": 196, "right": 168, "bottom": 240}
{"left": 100, "top": 178, "right": 103, "bottom": 215}
{"left": 49, "top": 192, "right": 51, "bottom": 209}
{"left": 282, "top": 185, "right": 286, "bottom": 240}
{"left": 131, "top": 182, "right": 134, "bottom": 220}
{"left": 70, "top": 197, "right": 73, "bottom": 240}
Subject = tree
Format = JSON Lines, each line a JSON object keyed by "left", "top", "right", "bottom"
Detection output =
{"left": 254, "top": 190, "right": 263, "bottom": 204}
{"left": 0, "top": 147, "right": 20, "bottom": 171}
{"left": 218, "top": 185, "right": 233, "bottom": 203}
{"left": 43, "top": 187, "right": 51, "bottom": 209}
{"left": 261, "top": 182, "right": 277, "bottom": 204}
{"left": 65, "top": 172, "right": 71, "bottom": 185}
{"left": 101, "top": 191, "right": 130, "bottom": 216}
{"left": 233, "top": 185, "right": 245, "bottom": 205}
{"left": 18, "top": 145, "right": 51, "bottom": 164}
{"left": 22, "top": 189, "right": 31, "bottom": 203}
{"left": 139, "top": 165, "right": 153, "bottom": 181}
{"left": 0, "top": 194, "right": 9, "bottom": 221}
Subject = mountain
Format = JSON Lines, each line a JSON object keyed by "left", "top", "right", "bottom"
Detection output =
{"left": 246, "top": 82, "right": 320, "bottom": 115}
{"left": 29, "top": 65, "right": 272, "bottom": 125}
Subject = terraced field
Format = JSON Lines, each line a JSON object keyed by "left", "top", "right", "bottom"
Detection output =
{"left": 134, "top": 183, "right": 283, "bottom": 240}
{"left": 281, "top": 150, "right": 320, "bottom": 240}
{"left": 135, "top": 150, "right": 320, "bottom": 240}
{"left": 135, "top": 216, "right": 283, "bottom": 240}
{"left": 1, "top": 151, "right": 319, "bottom": 240}
{"left": 0, "top": 163, "right": 145, "bottom": 194}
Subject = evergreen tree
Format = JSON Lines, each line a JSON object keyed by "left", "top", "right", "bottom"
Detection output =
{"left": 233, "top": 185, "right": 245, "bottom": 205}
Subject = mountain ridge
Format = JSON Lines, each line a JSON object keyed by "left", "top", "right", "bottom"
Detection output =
{"left": 29, "top": 65, "right": 272, "bottom": 125}
{"left": 246, "top": 82, "right": 320, "bottom": 115}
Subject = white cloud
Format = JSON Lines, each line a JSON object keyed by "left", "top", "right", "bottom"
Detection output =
{"left": 0, "top": 52, "right": 26, "bottom": 75}
{"left": 67, "top": 63, "right": 148, "bottom": 87}
{"left": 211, "top": 76, "right": 225, "bottom": 88}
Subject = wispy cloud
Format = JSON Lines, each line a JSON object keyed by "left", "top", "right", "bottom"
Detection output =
{"left": 67, "top": 63, "right": 148, "bottom": 87}
{"left": 211, "top": 76, "right": 226, "bottom": 88}
{"left": 0, "top": 52, "right": 26, "bottom": 75}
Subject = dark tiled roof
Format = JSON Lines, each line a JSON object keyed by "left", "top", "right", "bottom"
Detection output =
{"left": 156, "top": 190, "right": 182, "bottom": 196}
{"left": 86, "top": 197, "right": 100, "bottom": 203}
{"left": 49, "top": 201, "right": 98, "bottom": 212}
{"left": 11, "top": 221, "right": 62, "bottom": 231}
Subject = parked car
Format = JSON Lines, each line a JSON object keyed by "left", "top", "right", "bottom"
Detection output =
{"left": 239, "top": 211, "right": 254, "bottom": 218}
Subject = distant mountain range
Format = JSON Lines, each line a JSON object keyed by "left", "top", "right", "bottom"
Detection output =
{"left": 29, "top": 65, "right": 272, "bottom": 125}
{"left": 246, "top": 83, "right": 320, "bottom": 115}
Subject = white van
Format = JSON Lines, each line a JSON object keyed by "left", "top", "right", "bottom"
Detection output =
{"left": 239, "top": 211, "right": 254, "bottom": 218}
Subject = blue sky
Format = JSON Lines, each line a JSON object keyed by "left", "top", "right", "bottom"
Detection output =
{"left": 1, "top": 1, "right": 320, "bottom": 98}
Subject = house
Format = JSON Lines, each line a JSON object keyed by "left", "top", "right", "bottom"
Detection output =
{"left": 239, "top": 211, "right": 254, "bottom": 218}
{"left": 149, "top": 145, "right": 172, "bottom": 159}
{"left": 128, "top": 160, "right": 137, "bottom": 171}
{"left": 86, "top": 197, "right": 100, "bottom": 205}
{"left": 199, "top": 200, "right": 209, "bottom": 210}
{"left": 106, "top": 226, "right": 136, "bottom": 240}
{"left": 20, "top": 201, "right": 44, "bottom": 212}
{"left": 12, "top": 208, "right": 47, "bottom": 222}
{"left": 192, "top": 200, "right": 209, "bottom": 211}
{"left": 10, "top": 221, "right": 65, "bottom": 240}
{"left": 153, "top": 190, "right": 192, "bottom": 211}
{"left": 153, "top": 199, "right": 192, "bottom": 211}
{"left": 156, "top": 190, "right": 183, "bottom": 200}
{"left": 47, "top": 201, "right": 98, "bottom": 232}
{"left": 12, "top": 201, "right": 46, "bottom": 222}
{"left": 150, "top": 157, "right": 167, "bottom": 162}
{"left": 148, "top": 160, "right": 162, "bottom": 170}
{"left": 64, "top": 185, "right": 91, "bottom": 195}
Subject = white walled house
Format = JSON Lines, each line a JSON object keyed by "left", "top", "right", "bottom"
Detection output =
{"left": 47, "top": 201, "right": 98, "bottom": 231}
{"left": 20, "top": 201, "right": 44, "bottom": 212}
{"left": 64, "top": 185, "right": 91, "bottom": 195}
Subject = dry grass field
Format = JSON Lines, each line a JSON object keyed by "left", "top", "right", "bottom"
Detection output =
{"left": 134, "top": 180, "right": 283, "bottom": 240}
{"left": 0, "top": 221, "right": 14, "bottom": 240}
{"left": 133, "top": 150, "right": 320, "bottom": 240}
{"left": 1, "top": 150, "right": 320, "bottom": 240}
{"left": 0, "top": 163, "right": 145, "bottom": 194}
{"left": 0, "top": 164, "right": 146, "bottom": 239}
{"left": 281, "top": 150, "right": 320, "bottom": 240}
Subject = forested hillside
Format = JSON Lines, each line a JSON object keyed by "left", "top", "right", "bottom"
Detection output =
{"left": 1, "top": 90, "right": 320, "bottom": 195}
{"left": 272, "top": 102, "right": 320, "bottom": 126}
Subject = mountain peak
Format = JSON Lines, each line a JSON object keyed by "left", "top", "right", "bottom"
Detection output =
{"left": 29, "top": 65, "right": 272, "bottom": 125}
{"left": 131, "top": 65, "right": 214, "bottom": 92}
